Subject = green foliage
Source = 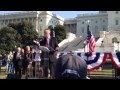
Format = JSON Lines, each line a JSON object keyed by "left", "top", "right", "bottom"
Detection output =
{"left": 0, "top": 49, "right": 5, "bottom": 55}
{"left": 0, "top": 21, "right": 39, "bottom": 54}
{"left": 54, "top": 25, "right": 66, "bottom": 43}
{"left": 0, "top": 27, "right": 17, "bottom": 52}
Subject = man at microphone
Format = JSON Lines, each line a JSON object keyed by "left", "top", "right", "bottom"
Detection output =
{"left": 34, "top": 28, "right": 59, "bottom": 79}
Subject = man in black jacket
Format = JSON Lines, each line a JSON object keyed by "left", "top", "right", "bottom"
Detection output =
{"left": 30, "top": 48, "right": 36, "bottom": 77}
{"left": 13, "top": 47, "right": 22, "bottom": 75}
{"left": 38, "top": 28, "right": 59, "bottom": 79}
{"left": 22, "top": 46, "right": 31, "bottom": 76}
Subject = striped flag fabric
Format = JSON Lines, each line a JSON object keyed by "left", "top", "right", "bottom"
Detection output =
{"left": 57, "top": 52, "right": 108, "bottom": 71}
{"left": 87, "top": 25, "right": 96, "bottom": 52}
{"left": 109, "top": 52, "right": 120, "bottom": 69}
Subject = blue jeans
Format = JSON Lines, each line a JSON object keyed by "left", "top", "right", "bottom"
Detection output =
{"left": 6, "top": 61, "right": 14, "bottom": 74}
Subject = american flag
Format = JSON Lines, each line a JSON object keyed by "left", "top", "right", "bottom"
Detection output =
{"left": 87, "top": 25, "right": 96, "bottom": 52}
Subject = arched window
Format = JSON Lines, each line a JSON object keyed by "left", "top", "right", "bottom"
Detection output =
{"left": 115, "top": 20, "right": 119, "bottom": 25}
{"left": 112, "top": 37, "right": 118, "bottom": 43}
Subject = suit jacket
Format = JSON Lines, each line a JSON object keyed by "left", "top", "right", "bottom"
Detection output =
{"left": 30, "top": 52, "right": 36, "bottom": 61}
{"left": 40, "top": 37, "right": 58, "bottom": 62}
{"left": 23, "top": 52, "right": 31, "bottom": 62}
{"left": 13, "top": 51, "right": 22, "bottom": 66}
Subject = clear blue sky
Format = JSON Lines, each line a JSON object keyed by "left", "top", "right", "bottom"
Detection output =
{"left": 0, "top": 11, "right": 99, "bottom": 18}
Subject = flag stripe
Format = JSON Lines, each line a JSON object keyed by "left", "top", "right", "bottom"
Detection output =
{"left": 87, "top": 25, "right": 96, "bottom": 52}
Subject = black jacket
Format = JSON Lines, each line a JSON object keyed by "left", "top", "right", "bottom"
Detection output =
{"left": 13, "top": 51, "right": 22, "bottom": 63}
{"left": 40, "top": 37, "right": 58, "bottom": 62}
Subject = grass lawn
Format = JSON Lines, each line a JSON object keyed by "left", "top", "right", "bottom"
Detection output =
{"left": 0, "top": 66, "right": 115, "bottom": 79}
{"left": 0, "top": 73, "right": 7, "bottom": 79}
{"left": 0, "top": 67, "right": 7, "bottom": 79}
{"left": 89, "top": 69, "right": 114, "bottom": 75}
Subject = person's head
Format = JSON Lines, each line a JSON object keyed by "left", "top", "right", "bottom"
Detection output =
{"left": 31, "top": 48, "right": 35, "bottom": 53}
{"left": 21, "top": 49, "right": 24, "bottom": 53}
{"left": 25, "top": 46, "right": 30, "bottom": 53}
{"left": 54, "top": 54, "right": 87, "bottom": 79}
{"left": 17, "top": 47, "right": 21, "bottom": 53}
{"left": 44, "top": 28, "right": 51, "bottom": 38}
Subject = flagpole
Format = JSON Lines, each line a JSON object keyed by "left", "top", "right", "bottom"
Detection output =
{"left": 87, "top": 20, "right": 90, "bottom": 78}
{"left": 87, "top": 20, "right": 90, "bottom": 53}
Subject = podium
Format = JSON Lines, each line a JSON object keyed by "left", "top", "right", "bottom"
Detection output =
{"left": 28, "top": 50, "right": 43, "bottom": 79}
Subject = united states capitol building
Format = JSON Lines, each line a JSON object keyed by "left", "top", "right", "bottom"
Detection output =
{"left": 0, "top": 11, "right": 120, "bottom": 52}
{"left": 0, "top": 11, "right": 64, "bottom": 36}
{"left": 63, "top": 11, "right": 120, "bottom": 52}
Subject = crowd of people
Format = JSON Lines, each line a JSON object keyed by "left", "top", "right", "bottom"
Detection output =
{"left": 0, "top": 28, "right": 88, "bottom": 79}
{"left": 0, "top": 28, "right": 59, "bottom": 79}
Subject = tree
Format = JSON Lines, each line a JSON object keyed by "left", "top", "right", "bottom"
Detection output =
{"left": 54, "top": 25, "right": 66, "bottom": 43}
{"left": 8, "top": 21, "right": 39, "bottom": 48}
{"left": 0, "top": 27, "right": 17, "bottom": 54}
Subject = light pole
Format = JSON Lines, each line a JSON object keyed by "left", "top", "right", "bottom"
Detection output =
{"left": 86, "top": 20, "right": 90, "bottom": 53}
{"left": 87, "top": 20, "right": 90, "bottom": 25}
{"left": 86, "top": 20, "right": 91, "bottom": 78}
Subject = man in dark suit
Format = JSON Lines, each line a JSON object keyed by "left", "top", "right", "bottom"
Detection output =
{"left": 30, "top": 48, "right": 36, "bottom": 77}
{"left": 22, "top": 46, "right": 31, "bottom": 76}
{"left": 38, "top": 28, "right": 59, "bottom": 79}
{"left": 13, "top": 47, "right": 22, "bottom": 75}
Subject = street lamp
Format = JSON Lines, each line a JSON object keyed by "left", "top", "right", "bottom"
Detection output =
{"left": 87, "top": 20, "right": 90, "bottom": 25}
{"left": 86, "top": 20, "right": 91, "bottom": 52}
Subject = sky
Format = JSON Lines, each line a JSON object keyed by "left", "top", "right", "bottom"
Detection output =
{"left": 0, "top": 11, "right": 99, "bottom": 19}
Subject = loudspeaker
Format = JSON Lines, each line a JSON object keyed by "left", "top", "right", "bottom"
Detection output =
{"left": 6, "top": 74, "right": 26, "bottom": 79}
